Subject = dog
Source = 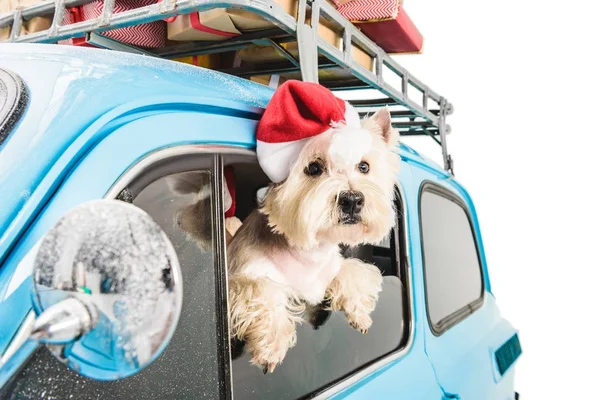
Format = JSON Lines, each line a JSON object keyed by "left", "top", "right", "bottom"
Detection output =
{"left": 227, "top": 105, "right": 400, "bottom": 373}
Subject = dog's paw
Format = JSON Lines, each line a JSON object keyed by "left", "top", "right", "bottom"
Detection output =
{"left": 248, "top": 330, "right": 295, "bottom": 374}
{"left": 347, "top": 312, "right": 373, "bottom": 334}
{"left": 262, "top": 362, "right": 278, "bottom": 374}
{"left": 251, "top": 351, "right": 285, "bottom": 374}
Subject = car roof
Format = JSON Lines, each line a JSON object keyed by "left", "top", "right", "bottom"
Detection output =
{"left": 0, "top": 44, "right": 445, "bottom": 260}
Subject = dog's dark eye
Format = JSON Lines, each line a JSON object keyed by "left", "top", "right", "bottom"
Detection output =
{"left": 305, "top": 161, "right": 323, "bottom": 177}
{"left": 358, "top": 161, "right": 370, "bottom": 174}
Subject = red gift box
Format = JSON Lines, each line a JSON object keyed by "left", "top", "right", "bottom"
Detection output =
{"left": 334, "top": 0, "right": 423, "bottom": 54}
{"left": 60, "top": 0, "right": 166, "bottom": 48}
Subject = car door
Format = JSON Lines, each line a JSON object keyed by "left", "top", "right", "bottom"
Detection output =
{"left": 0, "top": 109, "right": 256, "bottom": 399}
{"left": 409, "top": 167, "right": 519, "bottom": 400}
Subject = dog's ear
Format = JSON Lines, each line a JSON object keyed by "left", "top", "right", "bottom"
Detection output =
{"left": 167, "top": 171, "right": 211, "bottom": 196}
{"left": 368, "top": 107, "right": 399, "bottom": 149}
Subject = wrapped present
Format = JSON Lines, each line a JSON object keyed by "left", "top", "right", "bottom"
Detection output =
{"left": 167, "top": 9, "right": 241, "bottom": 41}
{"left": 225, "top": 0, "right": 298, "bottom": 31}
{"left": 237, "top": 18, "right": 373, "bottom": 73}
{"left": 61, "top": 0, "right": 166, "bottom": 48}
{"left": 0, "top": 0, "right": 52, "bottom": 40}
{"left": 335, "top": 0, "right": 423, "bottom": 54}
{"left": 168, "top": 0, "right": 298, "bottom": 41}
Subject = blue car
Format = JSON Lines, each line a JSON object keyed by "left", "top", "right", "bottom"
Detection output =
{"left": 0, "top": 44, "right": 520, "bottom": 400}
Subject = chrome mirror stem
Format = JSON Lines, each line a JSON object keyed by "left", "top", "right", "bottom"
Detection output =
{"left": 30, "top": 297, "right": 98, "bottom": 344}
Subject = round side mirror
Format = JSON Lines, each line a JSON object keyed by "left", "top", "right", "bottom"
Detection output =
{"left": 30, "top": 200, "right": 183, "bottom": 381}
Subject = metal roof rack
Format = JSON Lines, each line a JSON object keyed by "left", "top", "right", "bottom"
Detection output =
{"left": 0, "top": 0, "right": 454, "bottom": 173}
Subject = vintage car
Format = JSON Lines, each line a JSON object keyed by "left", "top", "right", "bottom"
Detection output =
{"left": 0, "top": 44, "right": 520, "bottom": 399}
{"left": 0, "top": 0, "right": 520, "bottom": 397}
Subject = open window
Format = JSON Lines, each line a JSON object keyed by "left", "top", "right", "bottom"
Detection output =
{"left": 225, "top": 157, "right": 411, "bottom": 400}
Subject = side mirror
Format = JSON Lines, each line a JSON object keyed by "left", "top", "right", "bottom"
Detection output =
{"left": 29, "top": 200, "right": 183, "bottom": 380}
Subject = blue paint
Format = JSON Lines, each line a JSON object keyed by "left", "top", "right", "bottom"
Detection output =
{"left": 0, "top": 44, "right": 519, "bottom": 398}
{"left": 0, "top": 276, "right": 32, "bottom": 355}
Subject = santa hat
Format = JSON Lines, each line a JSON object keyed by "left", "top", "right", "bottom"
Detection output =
{"left": 223, "top": 166, "right": 236, "bottom": 218}
{"left": 256, "top": 80, "right": 365, "bottom": 183}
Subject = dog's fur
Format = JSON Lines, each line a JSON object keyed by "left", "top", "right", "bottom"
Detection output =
{"left": 170, "top": 107, "right": 400, "bottom": 373}
{"left": 167, "top": 171, "right": 241, "bottom": 249}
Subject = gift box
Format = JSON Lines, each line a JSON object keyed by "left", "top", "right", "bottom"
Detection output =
{"left": 168, "top": 0, "right": 298, "bottom": 41}
{"left": 237, "top": 18, "right": 373, "bottom": 73}
{"left": 335, "top": 0, "right": 423, "bottom": 54}
{"left": 61, "top": 0, "right": 166, "bottom": 48}
{"left": 0, "top": 0, "right": 52, "bottom": 40}
{"left": 167, "top": 8, "right": 241, "bottom": 41}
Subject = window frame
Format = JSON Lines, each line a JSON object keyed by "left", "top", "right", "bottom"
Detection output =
{"left": 418, "top": 181, "right": 485, "bottom": 337}
{"left": 105, "top": 146, "right": 249, "bottom": 400}
{"left": 106, "top": 146, "right": 415, "bottom": 400}
{"left": 0, "top": 68, "right": 28, "bottom": 146}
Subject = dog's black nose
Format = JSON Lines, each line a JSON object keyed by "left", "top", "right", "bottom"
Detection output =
{"left": 338, "top": 191, "right": 365, "bottom": 215}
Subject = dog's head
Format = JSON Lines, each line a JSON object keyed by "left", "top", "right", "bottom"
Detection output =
{"left": 167, "top": 168, "right": 237, "bottom": 251}
{"left": 167, "top": 171, "right": 215, "bottom": 252}
{"left": 261, "top": 107, "right": 400, "bottom": 249}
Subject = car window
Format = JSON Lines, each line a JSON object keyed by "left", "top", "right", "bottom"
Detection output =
{"left": 420, "top": 185, "right": 484, "bottom": 334}
{"left": 230, "top": 178, "right": 408, "bottom": 399}
{"left": 2, "top": 169, "right": 222, "bottom": 400}
{"left": 0, "top": 69, "right": 28, "bottom": 146}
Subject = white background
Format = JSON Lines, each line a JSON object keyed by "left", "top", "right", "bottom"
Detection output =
{"left": 393, "top": 0, "right": 600, "bottom": 397}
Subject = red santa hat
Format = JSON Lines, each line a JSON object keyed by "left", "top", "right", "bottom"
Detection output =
{"left": 223, "top": 166, "right": 236, "bottom": 218}
{"left": 256, "top": 80, "right": 363, "bottom": 183}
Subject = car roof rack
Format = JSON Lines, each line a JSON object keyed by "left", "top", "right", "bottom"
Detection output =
{"left": 0, "top": 0, "right": 454, "bottom": 174}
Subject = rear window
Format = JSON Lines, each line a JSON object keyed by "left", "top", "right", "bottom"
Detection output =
{"left": 420, "top": 183, "right": 484, "bottom": 335}
{"left": 0, "top": 68, "right": 28, "bottom": 146}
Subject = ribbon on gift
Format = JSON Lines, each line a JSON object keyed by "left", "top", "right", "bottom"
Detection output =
{"left": 164, "top": 11, "right": 240, "bottom": 38}
{"left": 64, "top": 6, "right": 96, "bottom": 46}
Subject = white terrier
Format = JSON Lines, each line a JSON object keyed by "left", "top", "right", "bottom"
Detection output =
{"left": 226, "top": 81, "right": 400, "bottom": 373}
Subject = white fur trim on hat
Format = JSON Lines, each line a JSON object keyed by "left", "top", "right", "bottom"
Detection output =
{"left": 343, "top": 101, "right": 362, "bottom": 129}
{"left": 257, "top": 137, "right": 312, "bottom": 183}
{"left": 328, "top": 103, "right": 371, "bottom": 166}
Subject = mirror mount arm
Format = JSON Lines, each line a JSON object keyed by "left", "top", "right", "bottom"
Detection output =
{"left": 0, "top": 297, "right": 97, "bottom": 375}
{"left": 30, "top": 297, "right": 98, "bottom": 345}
